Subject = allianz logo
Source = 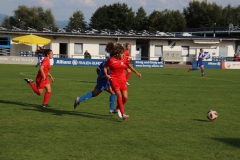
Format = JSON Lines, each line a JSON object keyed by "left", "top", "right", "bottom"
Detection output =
{"left": 208, "top": 62, "right": 221, "bottom": 66}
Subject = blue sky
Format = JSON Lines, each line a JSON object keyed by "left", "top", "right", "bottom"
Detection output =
{"left": 0, "top": 0, "right": 239, "bottom": 22}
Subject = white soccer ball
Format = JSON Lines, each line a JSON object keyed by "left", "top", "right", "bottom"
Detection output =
{"left": 207, "top": 110, "right": 218, "bottom": 121}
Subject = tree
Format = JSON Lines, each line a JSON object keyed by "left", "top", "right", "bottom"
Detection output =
{"left": 1, "top": 5, "right": 58, "bottom": 30}
{"left": 183, "top": 1, "right": 222, "bottom": 28}
{"left": 90, "top": 3, "right": 135, "bottom": 30}
{"left": 148, "top": 9, "right": 186, "bottom": 32}
{"left": 134, "top": 7, "right": 148, "bottom": 31}
{"left": 66, "top": 10, "right": 86, "bottom": 30}
{"left": 1, "top": 16, "right": 10, "bottom": 28}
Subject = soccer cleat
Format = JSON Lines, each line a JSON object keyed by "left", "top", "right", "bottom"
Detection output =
{"left": 188, "top": 68, "right": 191, "bottom": 72}
{"left": 117, "top": 109, "right": 122, "bottom": 118}
{"left": 74, "top": 97, "right": 80, "bottom": 109}
{"left": 109, "top": 109, "right": 118, "bottom": 114}
{"left": 24, "top": 78, "right": 33, "bottom": 83}
{"left": 126, "top": 82, "right": 130, "bottom": 85}
{"left": 42, "top": 104, "right": 50, "bottom": 107}
{"left": 122, "top": 114, "right": 129, "bottom": 120}
{"left": 202, "top": 74, "right": 206, "bottom": 77}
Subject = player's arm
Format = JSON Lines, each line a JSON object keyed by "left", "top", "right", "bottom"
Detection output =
{"left": 48, "top": 72, "right": 54, "bottom": 82}
{"left": 103, "top": 64, "right": 111, "bottom": 79}
{"left": 96, "top": 68, "right": 100, "bottom": 75}
{"left": 126, "top": 63, "right": 142, "bottom": 78}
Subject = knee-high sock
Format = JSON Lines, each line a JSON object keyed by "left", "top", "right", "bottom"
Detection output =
{"left": 79, "top": 92, "right": 94, "bottom": 102}
{"left": 201, "top": 69, "right": 204, "bottom": 75}
{"left": 117, "top": 97, "right": 124, "bottom": 115}
{"left": 122, "top": 97, "right": 128, "bottom": 105}
{"left": 126, "top": 72, "right": 132, "bottom": 81}
{"left": 29, "top": 82, "right": 40, "bottom": 95}
{"left": 43, "top": 91, "right": 51, "bottom": 105}
{"left": 109, "top": 94, "right": 116, "bottom": 110}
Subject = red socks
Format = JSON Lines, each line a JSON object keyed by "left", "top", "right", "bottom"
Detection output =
{"left": 43, "top": 91, "right": 51, "bottom": 105}
{"left": 29, "top": 82, "right": 40, "bottom": 95}
{"left": 117, "top": 97, "right": 124, "bottom": 115}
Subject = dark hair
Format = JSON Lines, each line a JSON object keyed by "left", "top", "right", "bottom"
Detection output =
{"left": 105, "top": 42, "right": 124, "bottom": 57}
{"left": 44, "top": 49, "right": 52, "bottom": 57}
{"left": 125, "top": 43, "right": 130, "bottom": 49}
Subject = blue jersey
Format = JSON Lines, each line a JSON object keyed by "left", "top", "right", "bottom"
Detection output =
{"left": 97, "top": 59, "right": 110, "bottom": 81}
{"left": 38, "top": 54, "right": 43, "bottom": 62}
{"left": 95, "top": 59, "right": 110, "bottom": 91}
{"left": 198, "top": 52, "right": 204, "bottom": 62}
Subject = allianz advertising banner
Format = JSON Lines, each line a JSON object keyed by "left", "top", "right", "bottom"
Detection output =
{"left": 133, "top": 60, "right": 164, "bottom": 68}
{"left": 192, "top": 61, "right": 222, "bottom": 69}
{"left": 53, "top": 58, "right": 104, "bottom": 66}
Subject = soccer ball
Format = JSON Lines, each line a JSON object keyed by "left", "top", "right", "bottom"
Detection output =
{"left": 207, "top": 110, "right": 218, "bottom": 121}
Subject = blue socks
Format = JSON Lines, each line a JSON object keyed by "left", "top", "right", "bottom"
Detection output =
{"left": 201, "top": 69, "right": 204, "bottom": 75}
{"left": 109, "top": 94, "right": 116, "bottom": 110}
{"left": 79, "top": 92, "right": 94, "bottom": 102}
{"left": 191, "top": 68, "right": 197, "bottom": 70}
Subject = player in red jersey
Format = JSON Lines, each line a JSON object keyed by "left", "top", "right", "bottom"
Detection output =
{"left": 24, "top": 49, "right": 54, "bottom": 107}
{"left": 104, "top": 42, "right": 142, "bottom": 120}
{"left": 124, "top": 43, "right": 132, "bottom": 85}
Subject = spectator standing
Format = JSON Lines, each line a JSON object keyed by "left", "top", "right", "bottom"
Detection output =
{"left": 234, "top": 54, "right": 238, "bottom": 61}
{"left": 84, "top": 50, "right": 91, "bottom": 59}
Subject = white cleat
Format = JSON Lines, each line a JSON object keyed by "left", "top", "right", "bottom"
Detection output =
{"left": 117, "top": 109, "right": 122, "bottom": 118}
{"left": 126, "top": 82, "right": 130, "bottom": 86}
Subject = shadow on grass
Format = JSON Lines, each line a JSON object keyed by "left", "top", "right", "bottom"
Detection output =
{"left": 77, "top": 80, "right": 96, "bottom": 83}
{"left": 192, "top": 119, "right": 210, "bottom": 122}
{"left": 212, "top": 138, "right": 240, "bottom": 148}
{"left": 0, "top": 99, "right": 120, "bottom": 122}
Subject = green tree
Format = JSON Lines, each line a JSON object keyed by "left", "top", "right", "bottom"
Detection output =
{"left": 3, "top": 5, "right": 58, "bottom": 30}
{"left": 1, "top": 16, "right": 10, "bottom": 28}
{"left": 183, "top": 1, "right": 222, "bottom": 28}
{"left": 134, "top": 7, "right": 148, "bottom": 31}
{"left": 67, "top": 10, "right": 86, "bottom": 29}
{"left": 148, "top": 9, "right": 186, "bottom": 32}
{"left": 90, "top": 3, "right": 135, "bottom": 30}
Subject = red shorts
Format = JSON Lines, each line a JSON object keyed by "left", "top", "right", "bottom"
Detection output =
{"left": 36, "top": 77, "right": 50, "bottom": 89}
{"left": 110, "top": 79, "right": 127, "bottom": 92}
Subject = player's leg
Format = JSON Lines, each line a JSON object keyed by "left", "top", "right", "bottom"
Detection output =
{"left": 126, "top": 68, "right": 132, "bottom": 85}
{"left": 106, "top": 85, "right": 117, "bottom": 113}
{"left": 42, "top": 82, "right": 51, "bottom": 107}
{"left": 201, "top": 65, "right": 205, "bottom": 76}
{"left": 120, "top": 81, "right": 129, "bottom": 120}
{"left": 74, "top": 86, "right": 101, "bottom": 109}
{"left": 24, "top": 78, "right": 41, "bottom": 95}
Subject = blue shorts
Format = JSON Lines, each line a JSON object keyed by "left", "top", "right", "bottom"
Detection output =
{"left": 95, "top": 79, "right": 110, "bottom": 91}
{"left": 197, "top": 61, "right": 203, "bottom": 68}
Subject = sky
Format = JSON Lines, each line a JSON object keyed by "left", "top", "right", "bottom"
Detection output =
{"left": 0, "top": 0, "right": 240, "bottom": 22}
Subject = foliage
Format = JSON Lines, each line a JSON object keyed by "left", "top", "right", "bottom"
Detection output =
{"left": 1, "top": 16, "right": 10, "bottom": 28}
{"left": 66, "top": 10, "right": 86, "bottom": 30}
{"left": 90, "top": 3, "right": 135, "bottom": 30}
{"left": 0, "top": 5, "right": 58, "bottom": 30}
{"left": 183, "top": 1, "right": 222, "bottom": 28}
{"left": 219, "top": 4, "right": 240, "bottom": 26}
{"left": 148, "top": 9, "right": 186, "bottom": 32}
{"left": 134, "top": 7, "right": 148, "bottom": 31}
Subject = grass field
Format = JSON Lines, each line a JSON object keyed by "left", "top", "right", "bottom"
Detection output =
{"left": 0, "top": 64, "right": 240, "bottom": 160}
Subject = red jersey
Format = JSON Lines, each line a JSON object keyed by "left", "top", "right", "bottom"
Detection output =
{"left": 124, "top": 49, "right": 130, "bottom": 57}
{"left": 234, "top": 56, "right": 238, "bottom": 61}
{"left": 105, "top": 56, "right": 129, "bottom": 81}
{"left": 37, "top": 57, "right": 51, "bottom": 78}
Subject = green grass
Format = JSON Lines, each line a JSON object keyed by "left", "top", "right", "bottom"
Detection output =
{"left": 0, "top": 64, "right": 240, "bottom": 160}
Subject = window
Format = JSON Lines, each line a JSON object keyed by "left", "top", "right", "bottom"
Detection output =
{"left": 99, "top": 44, "right": 106, "bottom": 55}
{"left": 181, "top": 46, "right": 189, "bottom": 57}
{"left": 155, "top": 45, "right": 163, "bottom": 56}
{"left": 74, "top": 43, "right": 83, "bottom": 54}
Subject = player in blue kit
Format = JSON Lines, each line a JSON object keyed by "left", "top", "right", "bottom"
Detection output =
{"left": 73, "top": 58, "right": 117, "bottom": 113}
{"left": 188, "top": 48, "right": 205, "bottom": 77}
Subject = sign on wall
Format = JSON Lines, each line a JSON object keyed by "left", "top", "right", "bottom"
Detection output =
{"left": 196, "top": 49, "right": 217, "bottom": 61}
{"left": 192, "top": 61, "right": 222, "bottom": 69}
{"left": 53, "top": 58, "right": 104, "bottom": 66}
{"left": 222, "top": 61, "right": 240, "bottom": 69}
{"left": 0, "top": 56, "right": 38, "bottom": 65}
{"left": 133, "top": 60, "right": 164, "bottom": 68}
